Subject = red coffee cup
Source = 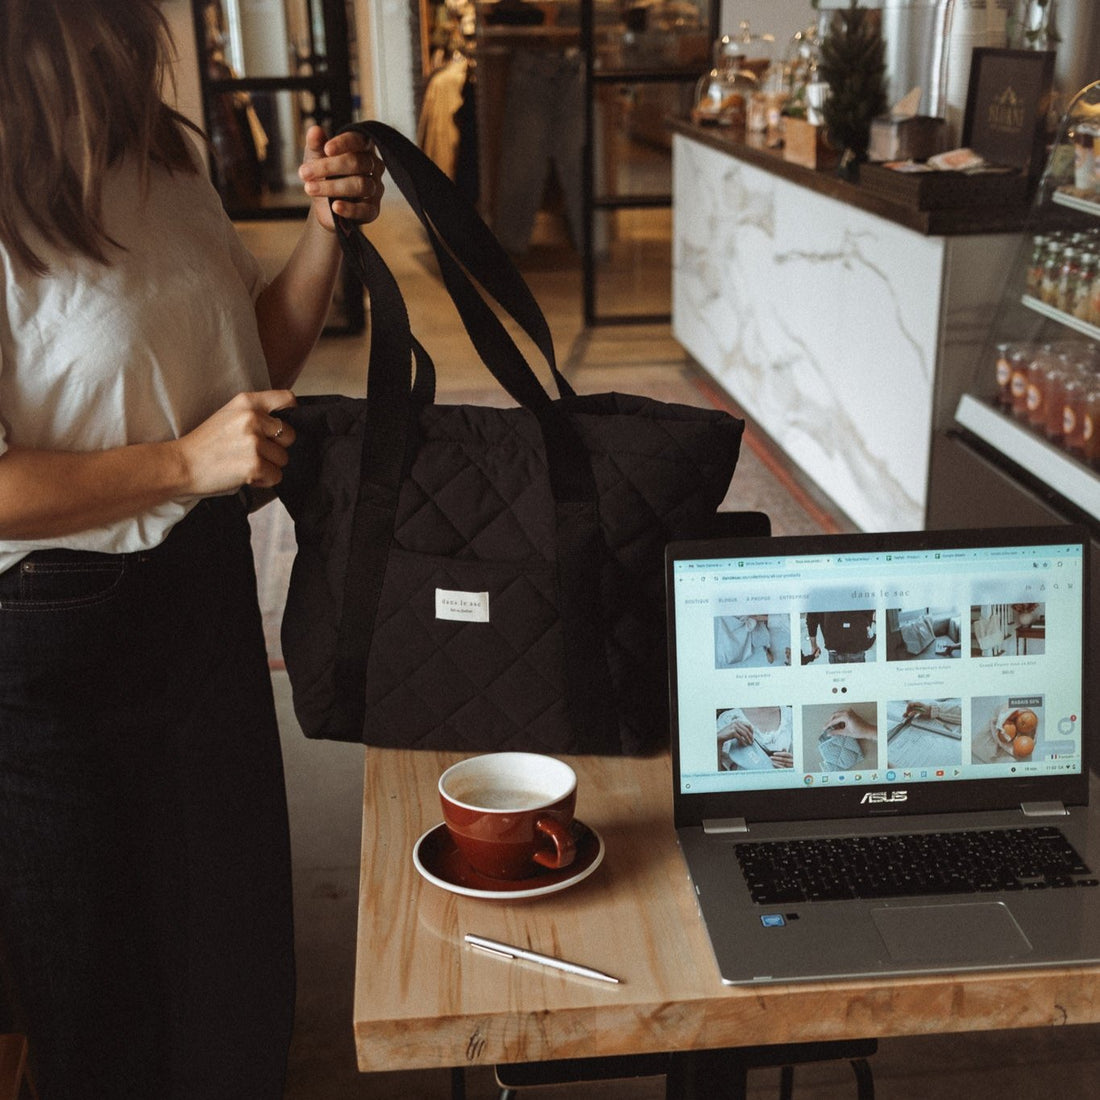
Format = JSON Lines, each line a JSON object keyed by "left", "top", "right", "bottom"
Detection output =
{"left": 438, "top": 753, "right": 577, "bottom": 880}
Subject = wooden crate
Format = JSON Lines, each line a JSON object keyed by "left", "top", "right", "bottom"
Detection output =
{"left": 783, "top": 118, "right": 839, "bottom": 171}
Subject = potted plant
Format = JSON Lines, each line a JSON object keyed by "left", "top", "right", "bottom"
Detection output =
{"left": 816, "top": 0, "right": 887, "bottom": 180}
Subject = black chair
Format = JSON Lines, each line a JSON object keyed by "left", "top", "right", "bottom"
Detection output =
{"left": 492, "top": 1040, "right": 877, "bottom": 1099}
{"left": 0, "top": 1034, "right": 37, "bottom": 1100}
{"left": 708, "top": 510, "right": 771, "bottom": 540}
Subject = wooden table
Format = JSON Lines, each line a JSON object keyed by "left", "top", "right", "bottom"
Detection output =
{"left": 354, "top": 749, "right": 1100, "bottom": 1074}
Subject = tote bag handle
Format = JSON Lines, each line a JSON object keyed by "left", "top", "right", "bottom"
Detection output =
{"left": 331, "top": 121, "right": 599, "bottom": 504}
{"left": 325, "top": 122, "right": 620, "bottom": 751}
{"left": 340, "top": 121, "right": 575, "bottom": 406}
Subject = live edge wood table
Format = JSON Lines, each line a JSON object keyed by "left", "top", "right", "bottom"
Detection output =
{"left": 354, "top": 749, "right": 1100, "bottom": 1083}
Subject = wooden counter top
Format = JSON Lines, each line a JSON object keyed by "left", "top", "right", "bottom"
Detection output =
{"left": 668, "top": 118, "right": 1039, "bottom": 237}
{"left": 354, "top": 748, "right": 1100, "bottom": 1073}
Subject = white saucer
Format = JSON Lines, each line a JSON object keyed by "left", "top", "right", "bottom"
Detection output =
{"left": 412, "top": 820, "right": 604, "bottom": 900}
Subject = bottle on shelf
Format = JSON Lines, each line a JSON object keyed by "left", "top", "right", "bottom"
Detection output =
{"left": 1057, "top": 246, "right": 1082, "bottom": 314}
{"left": 994, "top": 341, "right": 1017, "bottom": 409}
{"left": 988, "top": 337, "right": 1100, "bottom": 470}
{"left": 1009, "top": 343, "right": 1034, "bottom": 420}
{"left": 1063, "top": 369, "right": 1088, "bottom": 456}
{"left": 1040, "top": 236, "right": 1064, "bottom": 306}
{"left": 1025, "top": 344, "right": 1059, "bottom": 430}
{"left": 1042, "top": 353, "right": 1072, "bottom": 444}
{"left": 1026, "top": 235, "right": 1048, "bottom": 297}
{"left": 1072, "top": 251, "right": 1097, "bottom": 322}
{"left": 1083, "top": 384, "right": 1100, "bottom": 467}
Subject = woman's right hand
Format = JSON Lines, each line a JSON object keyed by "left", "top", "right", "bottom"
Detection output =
{"left": 173, "top": 391, "right": 297, "bottom": 497}
{"left": 717, "top": 718, "right": 755, "bottom": 747}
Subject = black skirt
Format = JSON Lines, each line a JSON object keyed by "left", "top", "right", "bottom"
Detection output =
{"left": 0, "top": 496, "right": 294, "bottom": 1099}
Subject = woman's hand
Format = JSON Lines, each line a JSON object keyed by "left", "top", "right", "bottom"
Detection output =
{"left": 825, "top": 708, "right": 877, "bottom": 740}
{"left": 173, "top": 391, "right": 297, "bottom": 497}
{"left": 0, "top": 392, "right": 297, "bottom": 540}
{"left": 298, "top": 125, "right": 385, "bottom": 230}
{"left": 717, "top": 718, "right": 755, "bottom": 748}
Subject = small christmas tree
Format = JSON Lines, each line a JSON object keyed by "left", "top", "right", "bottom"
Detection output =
{"left": 817, "top": 0, "right": 887, "bottom": 178}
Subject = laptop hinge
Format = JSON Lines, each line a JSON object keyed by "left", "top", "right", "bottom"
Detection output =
{"left": 703, "top": 817, "right": 749, "bottom": 834}
{"left": 1020, "top": 801, "right": 1069, "bottom": 817}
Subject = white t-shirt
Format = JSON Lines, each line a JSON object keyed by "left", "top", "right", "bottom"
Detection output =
{"left": 0, "top": 150, "right": 270, "bottom": 573}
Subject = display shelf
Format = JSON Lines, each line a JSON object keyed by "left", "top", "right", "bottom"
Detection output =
{"left": 954, "top": 395, "right": 1100, "bottom": 521}
{"left": 1052, "top": 188, "right": 1100, "bottom": 218}
{"left": 940, "top": 81, "right": 1100, "bottom": 532}
{"left": 1020, "top": 294, "right": 1100, "bottom": 342}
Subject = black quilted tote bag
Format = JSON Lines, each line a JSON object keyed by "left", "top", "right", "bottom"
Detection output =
{"left": 274, "top": 121, "right": 744, "bottom": 755}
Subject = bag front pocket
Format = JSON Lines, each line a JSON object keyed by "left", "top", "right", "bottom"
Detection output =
{"left": 362, "top": 550, "right": 573, "bottom": 752}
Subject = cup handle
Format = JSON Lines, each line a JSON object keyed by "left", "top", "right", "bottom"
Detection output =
{"left": 532, "top": 816, "right": 576, "bottom": 870}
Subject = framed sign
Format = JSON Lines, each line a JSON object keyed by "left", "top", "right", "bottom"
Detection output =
{"left": 962, "top": 48, "right": 1055, "bottom": 178}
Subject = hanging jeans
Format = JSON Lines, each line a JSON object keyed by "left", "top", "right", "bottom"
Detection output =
{"left": 493, "top": 48, "right": 585, "bottom": 255}
{"left": 0, "top": 495, "right": 294, "bottom": 1099}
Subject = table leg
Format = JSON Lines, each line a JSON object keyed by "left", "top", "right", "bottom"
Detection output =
{"left": 666, "top": 1050, "right": 748, "bottom": 1100}
{"left": 450, "top": 1065, "right": 466, "bottom": 1100}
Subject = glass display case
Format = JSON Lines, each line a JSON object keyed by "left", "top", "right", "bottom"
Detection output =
{"left": 928, "top": 80, "right": 1100, "bottom": 693}
{"left": 943, "top": 79, "right": 1100, "bottom": 527}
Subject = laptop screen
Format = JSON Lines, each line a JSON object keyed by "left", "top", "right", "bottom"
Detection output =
{"left": 667, "top": 526, "right": 1090, "bottom": 825}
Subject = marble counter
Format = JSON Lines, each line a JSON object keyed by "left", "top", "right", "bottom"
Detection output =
{"left": 671, "top": 128, "right": 1024, "bottom": 532}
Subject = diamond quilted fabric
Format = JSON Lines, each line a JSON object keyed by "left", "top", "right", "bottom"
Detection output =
{"left": 277, "top": 390, "right": 743, "bottom": 754}
{"left": 273, "top": 119, "right": 745, "bottom": 754}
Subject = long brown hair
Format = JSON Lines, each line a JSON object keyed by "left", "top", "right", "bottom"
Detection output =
{"left": 0, "top": 0, "right": 204, "bottom": 275}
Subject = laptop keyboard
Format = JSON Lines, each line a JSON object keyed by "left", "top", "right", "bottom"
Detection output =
{"left": 735, "top": 826, "right": 1099, "bottom": 905}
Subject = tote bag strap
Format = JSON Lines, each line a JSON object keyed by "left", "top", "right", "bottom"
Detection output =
{"left": 327, "top": 126, "right": 620, "bottom": 751}
{"left": 326, "top": 214, "right": 421, "bottom": 739}
{"left": 340, "top": 120, "right": 576, "bottom": 407}
{"left": 333, "top": 122, "right": 593, "bottom": 502}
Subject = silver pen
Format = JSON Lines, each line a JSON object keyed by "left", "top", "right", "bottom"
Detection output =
{"left": 464, "top": 933, "right": 621, "bottom": 984}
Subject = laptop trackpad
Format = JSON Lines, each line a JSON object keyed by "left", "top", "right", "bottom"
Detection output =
{"left": 872, "top": 902, "right": 1032, "bottom": 964}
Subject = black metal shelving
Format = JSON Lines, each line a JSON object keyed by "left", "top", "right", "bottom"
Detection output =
{"left": 189, "top": 0, "right": 362, "bottom": 332}
{"left": 579, "top": 1, "right": 718, "bottom": 326}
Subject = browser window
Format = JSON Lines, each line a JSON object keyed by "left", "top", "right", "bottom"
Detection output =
{"left": 672, "top": 540, "right": 1085, "bottom": 796}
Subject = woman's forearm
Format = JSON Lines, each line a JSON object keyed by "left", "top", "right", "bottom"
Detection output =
{"left": 255, "top": 212, "right": 344, "bottom": 389}
{"left": 255, "top": 127, "right": 384, "bottom": 388}
{"left": 0, "top": 391, "right": 296, "bottom": 540}
{"left": 0, "top": 443, "right": 188, "bottom": 539}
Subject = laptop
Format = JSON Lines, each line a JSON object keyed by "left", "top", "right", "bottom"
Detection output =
{"left": 666, "top": 524, "right": 1099, "bottom": 985}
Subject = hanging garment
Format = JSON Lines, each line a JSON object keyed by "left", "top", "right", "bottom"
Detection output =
{"left": 417, "top": 56, "right": 469, "bottom": 181}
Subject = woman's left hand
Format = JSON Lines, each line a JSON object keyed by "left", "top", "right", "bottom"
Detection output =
{"left": 298, "top": 125, "right": 385, "bottom": 230}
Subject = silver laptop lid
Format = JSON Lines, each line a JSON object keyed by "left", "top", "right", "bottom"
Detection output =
{"left": 666, "top": 526, "right": 1091, "bottom": 829}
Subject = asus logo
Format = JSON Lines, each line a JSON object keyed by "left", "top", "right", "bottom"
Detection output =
{"left": 860, "top": 790, "right": 908, "bottom": 805}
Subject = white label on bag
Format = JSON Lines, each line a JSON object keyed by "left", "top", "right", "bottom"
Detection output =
{"left": 435, "top": 589, "right": 490, "bottom": 623}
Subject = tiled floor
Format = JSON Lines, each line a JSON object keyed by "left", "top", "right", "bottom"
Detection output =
{"left": 242, "top": 201, "right": 1100, "bottom": 1099}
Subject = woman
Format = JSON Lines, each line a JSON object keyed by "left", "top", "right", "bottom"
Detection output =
{"left": 0, "top": 3, "right": 383, "bottom": 1095}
